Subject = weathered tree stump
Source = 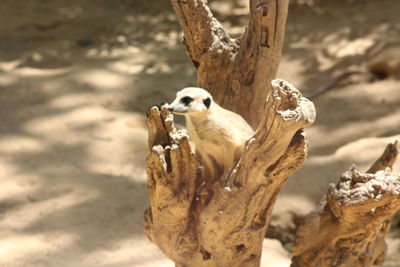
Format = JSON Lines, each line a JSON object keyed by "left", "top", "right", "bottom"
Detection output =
{"left": 145, "top": 80, "right": 315, "bottom": 267}
{"left": 291, "top": 141, "right": 400, "bottom": 267}
{"left": 144, "top": 0, "right": 400, "bottom": 266}
{"left": 144, "top": 0, "right": 317, "bottom": 266}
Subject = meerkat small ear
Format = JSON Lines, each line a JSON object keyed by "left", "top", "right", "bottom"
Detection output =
{"left": 203, "top": 97, "right": 211, "bottom": 109}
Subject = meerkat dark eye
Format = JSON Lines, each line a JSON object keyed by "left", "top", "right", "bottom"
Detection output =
{"left": 180, "top": 96, "right": 193, "bottom": 105}
{"left": 203, "top": 97, "right": 211, "bottom": 109}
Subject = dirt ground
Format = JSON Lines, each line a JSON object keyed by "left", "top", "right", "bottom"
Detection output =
{"left": 0, "top": 0, "right": 399, "bottom": 266}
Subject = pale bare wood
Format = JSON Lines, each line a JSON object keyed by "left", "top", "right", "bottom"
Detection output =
{"left": 291, "top": 141, "right": 400, "bottom": 267}
{"left": 145, "top": 107, "right": 199, "bottom": 263}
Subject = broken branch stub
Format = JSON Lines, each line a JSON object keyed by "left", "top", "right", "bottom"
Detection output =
{"left": 145, "top": 106, "right": 199, "bottom": 263}
{"left": 367, "top": 140, "right": 398, "bottom": 174}
{"left": 292, "top": 141, "right": 400, "bottom": 267}
{"left": 228, "top": 79, "right": 315, "bottom": 187}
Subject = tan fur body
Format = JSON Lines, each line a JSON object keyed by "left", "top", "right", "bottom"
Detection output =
{"left": 185, "top": 103, "right": 254, "bottom": 179}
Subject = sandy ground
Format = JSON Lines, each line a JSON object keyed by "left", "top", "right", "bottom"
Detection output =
{"left": 0, "top": 0, "right": 399, "bottom": 266}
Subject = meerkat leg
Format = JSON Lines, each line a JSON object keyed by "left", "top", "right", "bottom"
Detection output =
{"left": 221, "top": 146, "right": 236, "bottom": 174}
{"left": 233, "top": 147, "right": 243, "bottom": 167}
{"left": 197, "top": 151, "right": 217, "bottom": 181}
{"left": 213, "top": 147, "right": 231, "bottom": 183}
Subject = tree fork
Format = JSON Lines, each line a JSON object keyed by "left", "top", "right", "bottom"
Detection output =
{"left": 170, "top": 0, "right": 289, "bottom": 128}
{"left": 144, "top": 1, "right": 313, "bottom": 266}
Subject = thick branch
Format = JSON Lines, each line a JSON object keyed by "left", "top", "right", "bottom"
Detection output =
{"left": 228, "top": 79, "right": 315, "bottom": 187}
{"left": 222, "top": 0, "right": 290, "bottom": 127}
{"left": 243, "top": 0, "right": 289, "bottom": 92}
{"left": 170, "top": 0, "right": 237, "bottom": 65}
{"left": 195, "top": 80, "right": 315, "bottom": 266}
{"left": 292, "top": 142, "right": 400, "bottom": 267}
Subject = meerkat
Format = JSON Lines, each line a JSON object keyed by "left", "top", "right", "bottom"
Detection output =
{"left": 168, "top": 87, "right": 254, "bottom": 180}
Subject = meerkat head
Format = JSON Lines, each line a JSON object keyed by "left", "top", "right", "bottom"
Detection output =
{"left": 168, "top": 87, "right": 213, "bottom": 115}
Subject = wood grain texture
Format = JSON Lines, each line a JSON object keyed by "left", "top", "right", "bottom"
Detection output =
{"left": 145, "top": 80, "right": 315, "bottom": 267}
{"left": 291, "top": 142, "right": 400, "bottom": 267}
{"left": 145, "top": 1, "right": 311, "bottom": 266}
{"left": 145, "top": 1, "right": 400, "bottom": 266}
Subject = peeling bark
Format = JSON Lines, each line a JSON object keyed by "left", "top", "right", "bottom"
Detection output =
{"left": 291, "top": 141, "right": 400, "bottom": 267}
{"left": 145, "top": 80, "right": 315, "bottom": 267}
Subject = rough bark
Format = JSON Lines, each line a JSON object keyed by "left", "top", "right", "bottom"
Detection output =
{"left": 145, "top": 107, "right": 199, "bottom": 260}
{"left": 291, "top": 141, "right": 400, "bottom": 267}
{"left": 170, "top": 0, "right": 289, "bottom": 128}
{"left": 145, "top": 80, "right": 315, "bottom": 267}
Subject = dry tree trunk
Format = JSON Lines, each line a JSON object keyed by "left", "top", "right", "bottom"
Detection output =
{"left": 145, "top": 80, "right": 315, "bottom": 267}
{"left": 291, "top": 141, "right": 400, "bottom": 267}
{"left": 144, "top": 0, "right": 317, "bottom": 266}
{"left": 144, "top": 0, "right": 400, "bottom": 266}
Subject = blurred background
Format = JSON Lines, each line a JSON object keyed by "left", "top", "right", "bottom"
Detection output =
{"left": 0, "top": 0, "right": 399, "bottom": 266}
